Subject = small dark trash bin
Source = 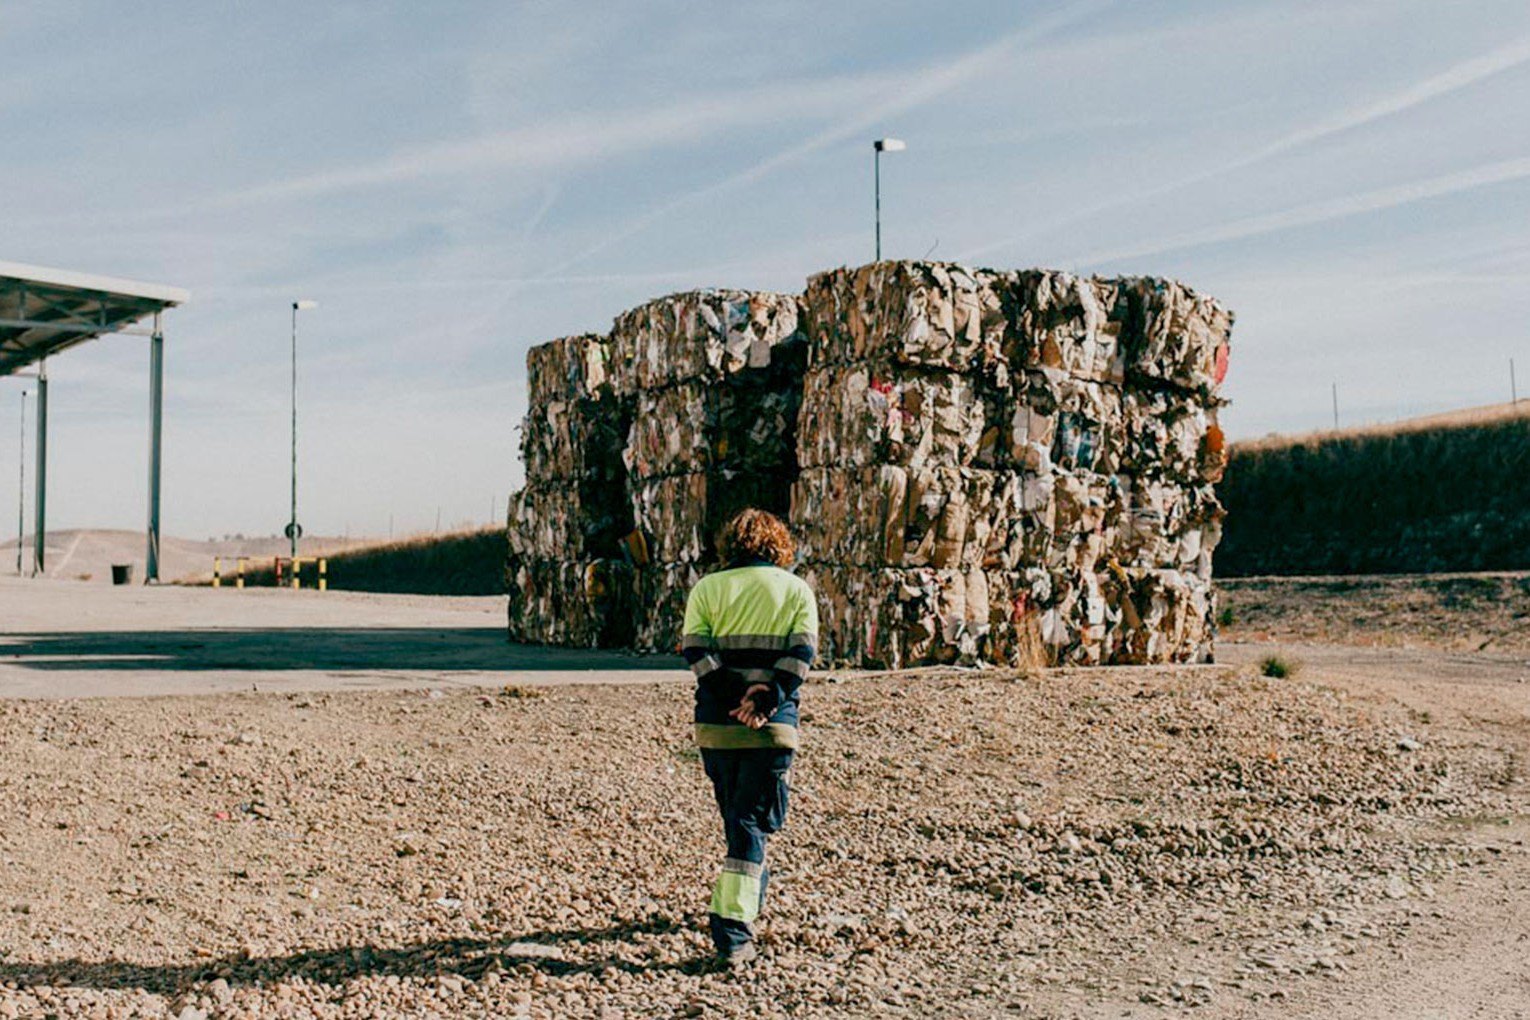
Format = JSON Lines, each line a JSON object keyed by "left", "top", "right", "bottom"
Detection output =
{"left": 111, "top": 563, "right": 134, "bottom": 585}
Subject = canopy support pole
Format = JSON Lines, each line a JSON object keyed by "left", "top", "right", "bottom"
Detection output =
{"left": 32, "top": 362, "right": 46, "bottom": 577}
{"left": 146, "top": 314, "right": 163, "bottom": 584}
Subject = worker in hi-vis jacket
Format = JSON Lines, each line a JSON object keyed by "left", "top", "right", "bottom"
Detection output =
{"left": 681, "top": 508, "right": 818, "bottom": 967}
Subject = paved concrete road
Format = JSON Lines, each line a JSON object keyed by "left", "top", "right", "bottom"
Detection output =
{"left": 0, "top": 576, "right": 686, "bottom": 699}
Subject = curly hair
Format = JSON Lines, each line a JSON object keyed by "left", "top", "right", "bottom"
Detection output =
{"left": 717, "top": 508, "right": 795, "bottom": 568}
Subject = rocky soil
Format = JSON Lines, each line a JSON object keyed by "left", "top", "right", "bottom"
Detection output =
{"left": 0, "top": 666, "right": 1515, "bottom": 1019}
{"left": 1219, "top": 571, "right": 1530, "bottom": 655}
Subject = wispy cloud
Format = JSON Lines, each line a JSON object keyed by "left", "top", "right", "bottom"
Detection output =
{"left": 963, "top": 32, "right": 1530, "bottom": 261}
{"left": 542, "top": 0, "right": 1113, "bottom": 275}
{"left": 221, "top": 72, "right": 904, "bottom": 206}
{"left": 1068, "top": 153, "right": 1530, "bottom": 267}
{"left": 1241, "top": 33, "right": 1530, "bottom": 167}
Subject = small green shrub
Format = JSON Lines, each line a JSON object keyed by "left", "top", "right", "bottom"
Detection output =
{"left": 1259, "top": 654, "right": 1300, "bottom": 679}
{"left": 1216, "top": 605, "right": 1236, "bottom": 628}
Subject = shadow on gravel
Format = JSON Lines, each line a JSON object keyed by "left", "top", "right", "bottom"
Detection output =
{"left": 0, "top": 918, "right": 712, "bottom": 995}
{"left": 0, "top": 628, "right": 679, "bottom": 673}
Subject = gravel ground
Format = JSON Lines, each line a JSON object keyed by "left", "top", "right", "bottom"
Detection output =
{"left": 0, "top": 666, "right": 1513, "bottom": 1019}
{"left": 1220, "top": 572, "right": 1530, "bottom": 655}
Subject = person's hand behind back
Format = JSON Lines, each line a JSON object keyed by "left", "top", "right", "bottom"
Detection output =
{"left": 729, "top": 684, "right": 772, "bottom": 729}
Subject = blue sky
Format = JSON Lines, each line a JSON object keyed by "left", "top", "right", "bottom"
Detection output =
{"left": 2, "top": 0, "right": 1528, "bottom": 539}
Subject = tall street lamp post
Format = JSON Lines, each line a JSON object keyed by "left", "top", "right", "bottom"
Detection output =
{"left": 873, "top": 137, "right": 905, "bottom": 261}
{"left": 290, "top": 300, "right": 318, "bottom": 564}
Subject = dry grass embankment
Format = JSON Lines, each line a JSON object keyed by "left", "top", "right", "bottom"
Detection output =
{"left": 234, "top": 528, "right": 507, "bottom": 596}
{"left": 1218, "top": 404, "right": 1530, "bottom": 576}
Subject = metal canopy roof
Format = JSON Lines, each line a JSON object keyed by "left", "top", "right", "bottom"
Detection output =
{"left": 0, "top": 260, "right": 189, "bottom": 376}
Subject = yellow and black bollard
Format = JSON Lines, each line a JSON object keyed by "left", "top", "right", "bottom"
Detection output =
{"left": 318, "top": 558, "right": 328, "bottom": 591}
{"left": 213, "top": 557, "right": 222, "bottom": 588}
{"left": 236, "top": 557, "right": 247, "bottom": 589}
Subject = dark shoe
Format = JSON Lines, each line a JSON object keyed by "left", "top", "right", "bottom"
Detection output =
{"left": 716, "top": 941, "right": 757, "bottom": 969}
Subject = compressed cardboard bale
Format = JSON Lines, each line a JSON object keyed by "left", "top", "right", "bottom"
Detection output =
{"left": 1002, "top": 271, "right": 1126, "bottom": 385}
{"left": 1114, "top": 477, "right": 1223, "bottom": 579}
{"left": 624, "top": 384, "right": 710, "bottom": 479}
{"left": 633, "top": 561, "right": 704, "bottom": 653}
{"left": 608, "top": 290, "right": 805, "bottom": 392}
{"left": 981, "top": 472, "right": 1060, "bottom": 570}
{"left": 1004, "top": 368, "right": 1125, "bottom": 475}
{"left": 1044, "top": 469, "right": 1121, "bottom": 575}
{"left": 624, "top": 378, "right": 802, "bottom": 480}
{"left": 796, "top": 364, "right": 1002, "bottom": 471}
{"left": 526, "top": 333, "right": 610, "bottom": 407}
{"left": 507, "top": 558, "right": 635, "bottom": 648}
{"left": 1121, "top": 389, "right": 1227, "bottom": 484}
{"left": 1097, "top": 566, "right": 1215, "bottom": 664}
{"left": 804, "top": 261, "right": 1011, "bottom": 374}
{"left": 1035, "top": 571, "right": 1109, "bottom": 666}
{"left": 805, "top": 564, "right": 989, "bottom": 670}
{"left": 808, "top": 562, "right": 1106, "bottom": 669}
{"left": 793, "top": 465, "right": 1012, "bottom": 570}
{"left": 1121, "top": 278, "right": 1233, "bottom": 395}
{"left": 632, "top": 471, "right": 790, "bottom": 565}
{"left": 505, "top": 483, "right": 633, "bottom": 561}
{"left": 506, "top": 486, "right": 577, "bottom": 560}
{"left": 519, "top": 393, "right": 631, "bottom": 484}
{"left": 979, "top": 568, "right": 1053, "bottom": 667}
{"left": 631, "top": 473, "right": 709, "bottom": 564}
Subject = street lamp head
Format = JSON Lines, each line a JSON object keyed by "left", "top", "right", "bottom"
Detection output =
{"left": 874, "top": 138, "right": 906, "bottom": 152}
{"left": 293, "top": 299, "right": 319, "bottom": 311}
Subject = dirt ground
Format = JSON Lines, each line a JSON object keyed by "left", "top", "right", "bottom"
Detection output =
{"left": 0, "top": 578, "right": 1525, "bottom": 1018}
{"left": 1220, "top": 571, "right": 1530, "bottom": 655}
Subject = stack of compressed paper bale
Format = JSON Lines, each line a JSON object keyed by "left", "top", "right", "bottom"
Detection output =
{"left": 609, "top": 289, "right": 806, "bottom": 651}
{"left": 791, "top": 262, "right": 1014, "bottom": 669}
{"left": 506, "top": 334, "right": 636, "bottom": 647}
{"left": 792, "top": 263, "right": 1231, "bottom": 668}
{"left": 505, "top": 261, "right": 1231, "bottom": 666}
{"left": 506, "top": 291, "right": 807, "bottom": 650}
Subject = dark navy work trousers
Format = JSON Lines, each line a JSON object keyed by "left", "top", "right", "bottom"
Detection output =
{"left": 700, "top": 747, "right": 793, "bottom": 953}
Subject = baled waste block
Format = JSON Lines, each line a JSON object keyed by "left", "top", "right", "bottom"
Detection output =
{"left": 518, "top": 389, "right": 631, "bottom": 484}
{"left": 795, "top": 364, "right": 1002, "bottom": 471}
{"left": 803, "top": 262, "right": 1010, "bottom": 374}
{"left": 1005, "top": 368, "right": 1125, "bottom": 474}
{"left": 506, "top": 486, "right": 582, "bottom": 561}
{"left": 1004, "top": 270, "right": 1128, "bottom": 385}
{"left": 506, "top": 483, "right": 633, "bottom": 562}
{"left": 1120, "top": 278, "right": 1232, "bottom": 397}
{"left": 1121, "top": 388, "right": 1226, "bottom": 484}
{"left": 507, "top": 259, "right": 1233, "bottom": 666}
{"left": 519, "top": 333, "right": 630, "bottom": 484}
{"left": 632, "top": 471, "right": 791, "bottom": 565}
{"left": 1098, "top": 566, "right": 1215, "bottom": 664}
{"left": 624, "top": 380, "right": 801, "bottom": 480}
{"left": 526, "top": 333, "right": 609, "bottom": 407}
{"left": 506, "top": 558, "right": 635, "bottom": 648}
{"left": 633, "top": 561, "right": 703, "bottom": 653}
{"left": 803, "top": 564, "right": 989, "bottom": 669}
{"left": 608, "top": 290, "right": 804, "bottom": 392}
{"left": 1114, "top": 478, "right": 1223, "bottom": 581}
{"left": 792, "top": 465, "right": 1014, "bottom": 570}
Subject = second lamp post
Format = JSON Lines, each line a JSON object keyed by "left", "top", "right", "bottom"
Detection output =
{"left": 873, "top": 137, "right": 905, "bottom": 261}
{"left": 289, "top": 299, "right": 317, "bottom": 563}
